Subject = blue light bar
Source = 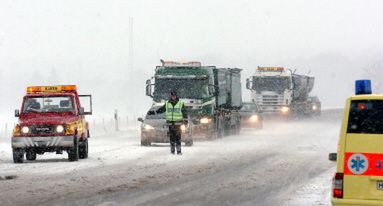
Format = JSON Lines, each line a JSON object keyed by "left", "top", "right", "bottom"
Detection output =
{"left": 355, "top": 80, "right": 372, "bottom": 95}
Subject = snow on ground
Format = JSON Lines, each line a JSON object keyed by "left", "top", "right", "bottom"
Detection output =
{"left": 0, "top": 110, "right": 342, "bottom": 206}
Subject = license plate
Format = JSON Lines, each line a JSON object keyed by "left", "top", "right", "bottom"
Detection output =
{"left": 34, "top": 137, "right": 48, "bottom": 141}
{"left": 377, "top": 181, "right": 383, "bottom": 190}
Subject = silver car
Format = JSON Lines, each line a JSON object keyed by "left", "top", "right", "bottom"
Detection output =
{"left": 138, "top": 106, "right": 193, "bottom": 146}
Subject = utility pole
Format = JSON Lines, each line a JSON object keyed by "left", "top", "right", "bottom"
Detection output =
{"left": 129, "top": 17, "right": 134, "bottom": 72}
{"left": 114, "top": 109, "right": 119, "bottom": 131}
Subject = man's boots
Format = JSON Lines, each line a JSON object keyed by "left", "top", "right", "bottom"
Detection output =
{"left": 176, "top": 145, "right": 182, "bottom": 155}
{"left": 170, "top": 143, "right": 175, "bottom": 154}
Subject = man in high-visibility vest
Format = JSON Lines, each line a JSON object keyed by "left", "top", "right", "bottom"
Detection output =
{"left": 157, "top": 91, "right": 188, "bottom": 154}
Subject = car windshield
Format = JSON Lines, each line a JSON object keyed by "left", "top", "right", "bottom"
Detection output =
{"left": 145, "top": 106, "right": 165, "bottom": 119}
{"left": 240, "top": 103, "right": 258, "bottom": 112}
{"left": 253, "top": 76, "right": 291, "bottom": 93}
{"left": 347, "top": 100, "right": 383, "bottom": 134}
{"left": 23, "top": 96, "right": 74, "bottom": 113}
{"left": 154, "top": 79, "right": 209, "bottom": 99}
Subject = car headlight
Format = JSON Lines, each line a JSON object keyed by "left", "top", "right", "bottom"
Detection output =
{"left": 200, "top": 117, "right": 210, "bottom": 124}
{"left": 312, "top": 105, "right": 317, "bottom": 110}
{"left": 249, "top": 115, "right": 259, "bottom": 122}
{"left": 144, "top": 124, "right": 154, "bottom": 130}
{"left": 180, "top": 124, "right": 186, "bottom": 132}
{"left": 56, "top": 125, "right": 64, "bottom": 133}
{"left": 21, "top": 126, "right": 30, "bottom": 134}
{"left": 281, "top": 106, "right": 290, "bottom": 113}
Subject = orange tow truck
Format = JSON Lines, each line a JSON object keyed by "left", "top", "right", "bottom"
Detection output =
{"left": 11, "top": 85, "right": 92, "bottom": 163}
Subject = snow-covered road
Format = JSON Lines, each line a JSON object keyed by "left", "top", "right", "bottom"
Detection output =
{"left": 0, "top": 110, "right": 341, "bottom": 206}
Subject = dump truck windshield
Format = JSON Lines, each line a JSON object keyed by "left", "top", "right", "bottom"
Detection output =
{"left": 154, "top": 79, "right": 209, "bottom": 99}
{"left": 347, "top": 100, "right": 383, "bottom": 134}
{"left": 23, "top": 96, "right": 74, "bottom": 113}
{"left": 253, "top": 76, "right": 291, "bottom": 92}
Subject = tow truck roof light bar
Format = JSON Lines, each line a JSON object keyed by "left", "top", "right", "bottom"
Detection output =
{"left": 26, "top": 85, "right": 77, "bottom": 93}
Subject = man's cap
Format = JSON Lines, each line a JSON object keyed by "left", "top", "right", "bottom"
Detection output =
{"left": 170, "top": 91, "right": 177, "bottom": 96}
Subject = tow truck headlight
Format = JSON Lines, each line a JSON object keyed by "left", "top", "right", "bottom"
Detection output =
{"left": 200, "top": 118, "right": 211, "bottom": 124}
{"left": 281, "top": 106, "right": 290, "bottom": 113}
{"left": 56, "top": 125, "right": 64, "bottom": 133}
{"left": 249, "top": 115, "right": 259, "bottom": 122}
{"left": 144, "top": 124, "right": 154, "bottom": 130}
{"left": 21, "top": 126, "right": 30, "bottom": 134}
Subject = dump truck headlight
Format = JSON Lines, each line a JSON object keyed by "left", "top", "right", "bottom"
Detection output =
{"left": 281, "top": 107, "right": 290, "bottom": 113}
{"left": 21, "top": 126, "right": 30, "bottom": 134}
{"left": 249, "top": 115, "right": 259, "bottom": 122}
{"left": 180, "top": 124, "right": 186, "bottom": 132}
{"left": 144, "top": 124, "right": 154, "bottom": 130}
{"left": 200, "top": 117, "right": 210, "bottom": 124}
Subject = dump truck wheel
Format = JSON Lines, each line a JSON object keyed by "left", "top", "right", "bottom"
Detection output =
{"left": 185, "top": 140, "right": 193, "bottom": 146}
{"left": 141, "top": 140, "right": 151, "bottom": 146}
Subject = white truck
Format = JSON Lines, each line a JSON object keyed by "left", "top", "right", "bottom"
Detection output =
{"left": 246, "top": 67, "right": 315, "bottom": 117}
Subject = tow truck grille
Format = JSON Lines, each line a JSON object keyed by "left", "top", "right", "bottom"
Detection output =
{"left": 31, "top": 125, "right": 54, "bottom": 135}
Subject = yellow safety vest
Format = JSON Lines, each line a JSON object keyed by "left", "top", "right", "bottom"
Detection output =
{"left": 165, "top": 100, "right": 184, "bottom": 122}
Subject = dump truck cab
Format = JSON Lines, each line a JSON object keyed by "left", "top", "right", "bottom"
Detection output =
{"left": 12, "top": 85, "right": 92, "bottom": 163}
{"left": 332, "top": 80, "right": 383, "bottom": 205}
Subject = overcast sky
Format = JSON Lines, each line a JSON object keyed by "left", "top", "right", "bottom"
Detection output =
{"left": 1, "top": 0, "right": 383, "bottom": 123}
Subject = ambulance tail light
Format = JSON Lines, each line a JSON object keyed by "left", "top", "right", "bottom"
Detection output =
{"left": 332, "top": 172, "right": 344, "bottom": 198}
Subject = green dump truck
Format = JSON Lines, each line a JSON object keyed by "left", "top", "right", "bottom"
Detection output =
{"left": 145, "top": 60, "right": 242, "bottom": 139}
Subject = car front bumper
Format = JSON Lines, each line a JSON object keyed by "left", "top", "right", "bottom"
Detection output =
{"left": 141, "top": 129, "right": 191, "bottom": 143}
{"left": 12, "top": 136, "right": 75, "bottom": 148}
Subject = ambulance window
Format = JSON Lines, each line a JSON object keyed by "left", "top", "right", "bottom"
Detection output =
{"left": 347, "top": 100, "right": 383, "bottom": 134}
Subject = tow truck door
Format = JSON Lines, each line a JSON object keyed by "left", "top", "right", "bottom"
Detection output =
{"left": 343, "top": 99, "right": 383, "bottom": 200}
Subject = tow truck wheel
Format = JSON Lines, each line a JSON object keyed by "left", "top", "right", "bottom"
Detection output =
{"left": 79, "top": 139, "right": 88, "bottom": 159}
{"left": 68, "top": 138, "right": 79, "bottom": 161}
{"left": 257, "top": 122, "right": 263, "bottom": 130}
{"left": 13, "top": 148, "right": 24, "bottom": 163}
{"left": 141, "top": 139, "right": 151, "bottom": 146}
{"left": 26, "top": 150, "right": 36, "bottom": 161}
{"left": 185, "top": 139, "right": 193, "bottom": 146}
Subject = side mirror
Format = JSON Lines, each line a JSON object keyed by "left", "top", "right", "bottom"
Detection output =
{"left": 137, "top": 117, "right": 144, "bottom": 122}
{"left": 15, "top": 109, "right": 20, "bottom": 117}
{"left": 246, "top": 78, "right": 251, "bottom": 90}
{"left": 328, "top": 153, "right": 337, "bottom": 161}
{"left": 79, "top": 95, "right": 93, "bottom": 115}
{"left": 209, "top": 84, "right": 218, "bottom": 96}
{"left": 146, "top": 79, "right": 154, "bottom": 97}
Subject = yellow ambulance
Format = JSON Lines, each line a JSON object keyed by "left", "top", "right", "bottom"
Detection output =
{"left": 332, "top": 80, "right": 383, "bottom": 205}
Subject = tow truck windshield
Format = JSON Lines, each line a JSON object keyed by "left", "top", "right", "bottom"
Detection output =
{"left": 23, "top": 96, "right": 74, "bottom": 113}
{"left": 347, "top": 100, "right": 383, "bottom": 134}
